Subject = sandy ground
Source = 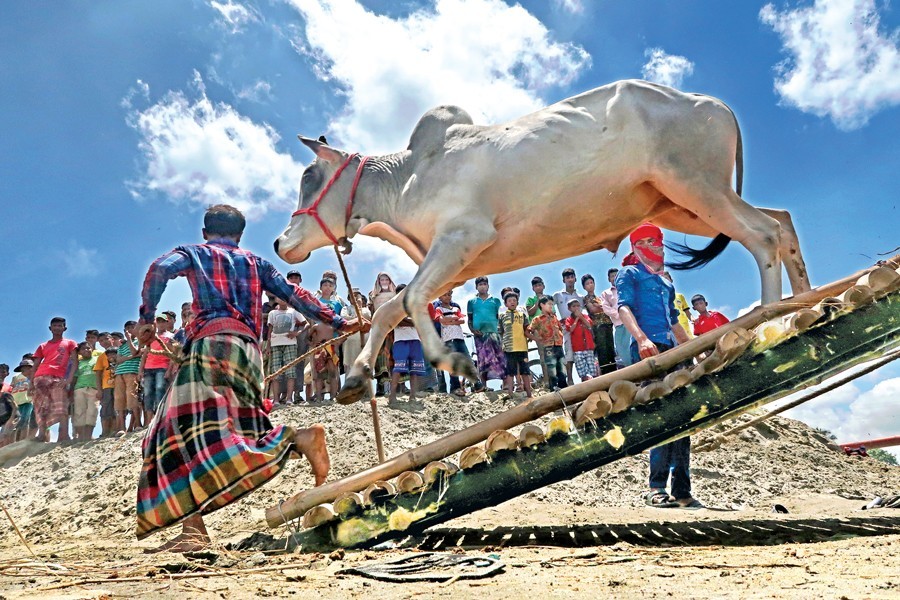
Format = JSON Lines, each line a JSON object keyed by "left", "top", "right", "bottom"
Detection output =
{"left": 1, "top": 391, "right": 899, "bottom": 598}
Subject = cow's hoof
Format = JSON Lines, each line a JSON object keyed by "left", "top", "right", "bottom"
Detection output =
{"left": 337, "top": 375, "right": 370, "bottom": 405}
{"left": 448, "top": 352, "right": 479, "bottom": 382}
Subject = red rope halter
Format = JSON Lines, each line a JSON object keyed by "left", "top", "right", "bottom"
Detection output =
{"left": 292, "top": 153, "right": 370, "bottom": 247}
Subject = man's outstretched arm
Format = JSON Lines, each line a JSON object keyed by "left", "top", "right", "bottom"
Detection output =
{"left": 140, "top": 249, "right": 191, "bottom": 324}
{"left": 258, "top": 259, "right": 356, "bottom": 332}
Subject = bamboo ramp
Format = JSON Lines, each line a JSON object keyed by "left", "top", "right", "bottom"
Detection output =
{"left": 269, "top": 258, "right": 900, "bottom": 550}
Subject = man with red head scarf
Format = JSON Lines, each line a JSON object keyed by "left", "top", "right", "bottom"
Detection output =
{"left": 615, "top": 223, "right": 701, "bottom": 510}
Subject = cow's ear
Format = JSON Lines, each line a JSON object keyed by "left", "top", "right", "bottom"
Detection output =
{"left": 298, "top": 135, "right": 342, "bottom": 164}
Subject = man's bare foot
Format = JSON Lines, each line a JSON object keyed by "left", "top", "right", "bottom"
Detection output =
{"left": 145, "top": 515, "right": 211, "bottom": 553}
{"left": 294, "top": 424, "right": 330, "bottom": 486}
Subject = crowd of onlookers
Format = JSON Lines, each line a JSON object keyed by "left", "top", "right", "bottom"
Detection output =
{"left": 0, "top": 263, "right": 729, "bottom": 446}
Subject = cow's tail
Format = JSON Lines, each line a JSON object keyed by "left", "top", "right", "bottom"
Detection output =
{"left": 665, "top": 99, "right": 742, "bottom": 272}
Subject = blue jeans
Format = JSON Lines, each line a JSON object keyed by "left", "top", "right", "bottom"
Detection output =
{"left": 614, "top": 324, "right": 633, "bottom": 368}
{"left": 633, "top": 341, "right": 692, "bottom": 499}
{"left": 142, "top": 368, "right": 168, "bottom": 414}
{"left": 541, "top": 345, "right": 568, "bottom": 389}
{"left": 649, "top": 437, "right": 692, "bottom": 499}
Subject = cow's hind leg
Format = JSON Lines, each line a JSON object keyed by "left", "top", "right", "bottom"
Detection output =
{"left": 404, "top": 223, "right": 498, "bottom": 382}
{"left": 654, "top": 182, "right": 785, "bottom": 304}
{"left": 337, "top": 289, "right": 408, "bottom": 405}
{"left": 759, "top": 208, "right": 811, "bottom": 295}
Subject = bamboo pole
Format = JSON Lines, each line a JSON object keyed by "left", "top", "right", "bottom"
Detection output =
{"left": 265, "top": 255, "right": 900, "bottom": 527}
{"left": 290, "top": 288, "right": 900, "bottom": 549}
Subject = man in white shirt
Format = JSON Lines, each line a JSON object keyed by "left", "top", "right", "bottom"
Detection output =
{"left": 553, "top": 267, "right": 581, "bottom": 385}
{"left": 599, "top": 268, "right": 632, "bottom": 367}
{"left": 267, "top": 298, "right": 307, "bottom": 405}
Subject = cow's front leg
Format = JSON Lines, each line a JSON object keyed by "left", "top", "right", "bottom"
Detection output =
{"left": 404, "top": 224, "right": 497, "bottom": 383}
{"left": 337, "top": 288, "right": 408, "bottom": 405}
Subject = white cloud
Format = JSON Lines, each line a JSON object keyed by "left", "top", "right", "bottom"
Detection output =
{"left": 760, "top": 0, "right": 900, "bottom": 130}
{"left": 236, "top": 79, "right": 274, "bottom": 103}
{"left": 553, "top": 0, "right": 584, "bottom": 14}
{"left": 641, "top": 48, "right": 694, "bottom": 88}
{"left": 59, "top": 241, "right": 103, "bottom": 278}
{"left": 120, "top": 79, "right": 150, "bottom": 110}
{"left": 286, "top": 0, "right": 590, "bottom": 152}
{"left": 126, "top": 71, "right": 298, "bottom": 219}
{"left": 209, "top": 0, "right": 259, "bottom": 33}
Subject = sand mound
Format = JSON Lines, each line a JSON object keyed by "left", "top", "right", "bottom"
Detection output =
{"left": 1, "top": 390, "right": 898, "bottom": 551}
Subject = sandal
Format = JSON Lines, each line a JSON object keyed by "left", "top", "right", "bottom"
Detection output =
{"left": 676, "top": 498, "right": 705, "bottom": 510}
{"left": 644, "top": 490, "right": 678, "bottom": 508}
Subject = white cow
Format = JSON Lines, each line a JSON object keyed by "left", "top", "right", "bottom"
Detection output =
{"left": 275, "top": 79, "right": 810, "bottom": 403}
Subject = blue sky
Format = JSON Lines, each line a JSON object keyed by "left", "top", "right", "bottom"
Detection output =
{"left": 1, "top": 0, "right": 899, "bottom": 448}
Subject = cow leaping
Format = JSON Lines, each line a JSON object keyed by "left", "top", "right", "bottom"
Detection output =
{"left": 275, "top": 79, "right": 811, "bottom": 404}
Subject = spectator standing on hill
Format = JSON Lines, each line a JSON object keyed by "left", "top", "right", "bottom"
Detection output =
{"left": 10, "top": 359, "right": 34, "bottom": 441}
{"left": 498, "top": 291, "right": 534, "bottom": 398}
{"left": 553, "top": 268, "right": 581, "bottom": 386}
{"left": 267, "top": 298, "right": 306, "bottom": 405}
{"left": 467, "top": 276, "right": 506, "bottom": 387}
{"left": 691, "top": 294, "right": 730, "bottom": 336}
{"left": 115, "top": 322, "right": 142, "bottom": 433}
{"left": 432, "top": 289, "right": 472, "bottom": 396}
{"left": 600, "top": 268, "right": 631, "bottom": 368}
{"left": 141, "top": 315, "right": 175, "bottom": 422}
{"left": 616, "top": 223, "right": 698, "bottom": 510}
{"left": 563, "top": 299, "right": 600, "bottom": 381}
{"left": 30, "top": 317, "right": 78, "bottom": 443}
{"left": 97, "top": 348, "right": 117, "bottom": 437}
{"left": 287, "top": 270, "right": 311, "bottom": 402}
{"left": 369, "top": 272, "right": 398, "bottom": 397}
{"left": 529, "top": 296, "right": 567, "bottom": 390}
{"left": 72, "top": 342, "right": 100, "bottom": 441}
{"left": 525, "top": 276, "right": 554, "bottom": 386}
{"left": 582, "top": 273, "right": 616, "bottom": 374}
{"left": 390, "top": 284, "right": 427, "bottom": 404}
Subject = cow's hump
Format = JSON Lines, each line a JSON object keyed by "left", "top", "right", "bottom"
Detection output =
{"left": 408, "top": 105, "right": 473, "bottom": 156}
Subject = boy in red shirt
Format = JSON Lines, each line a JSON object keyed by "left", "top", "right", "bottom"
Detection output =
{"left": 563, "top": 299, "right": 600, "bottom": 381}
{"left": 691, "top": 294, "right": 730, "bottom": 336}
{"left": 30, "top": 317, "right": 79, "bottom": 442}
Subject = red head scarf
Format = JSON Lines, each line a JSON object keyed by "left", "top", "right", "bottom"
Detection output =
{"left": 629, "top": 222, "right": 664, "bottom": 270}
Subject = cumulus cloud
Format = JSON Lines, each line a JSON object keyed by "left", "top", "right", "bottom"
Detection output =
{"left": 286, "top": 0, "right": 590, "bottom": 152}
{"left": 209, "top": 0, "right": 259, "bottom": 33}
{"left": 126, "top": 72, "right": 299, "bottom": 219}
{"left": 780, "top": 373, "right": 900, "bottom": 456}
{"left": 59, "top": 241, "right": 103, "bottom": 278}
{"left": 760, "top": 0, "right": 900, "bottom": 130}
{"left": 641, "top": 48, "right": 694, "bottom": 88}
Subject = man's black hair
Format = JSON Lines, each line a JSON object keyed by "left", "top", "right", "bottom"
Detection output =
{"left": 502, "top": 291, "right": 519, "bottom": 302}
{"left": 562, "top": 268, "right": 575, "bottom": 278}
{"left": 538, "top": 295, "right": 554, "bottom": 307}
{"left": 531, "top": 276, "right": 544, "bottom": 286}
{"left": 124, "top": 320, "right": 137, "bottom": 328}
{"left": 50, "top": 316, "right": 66, "bottom": 325}
{"left": 581, "top": 274, "right": 594, "bottom": 285}
{"left": 0, "top": 364, "right": 8, "bottom": 372}
{"left": 85, "top": 329, "right": 100, "bottom": 337}
{"left": 77, "top": 341, "right": 91, "bottom": 351}
{"left": 204, "top": 204, "right": 246, "bottom": 237}
{"left": 475, "top": 276, "right": 489, "bottom": 285}
{"left": 607, "top": 268, "right": 619, "bottom": 276}
{"left": 98, "top": 331, "right": 110, "bottom": 337}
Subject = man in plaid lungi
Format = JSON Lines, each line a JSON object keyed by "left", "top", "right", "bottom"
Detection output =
{"left": 136, "top": 205, "right": 365, "bottom": 552}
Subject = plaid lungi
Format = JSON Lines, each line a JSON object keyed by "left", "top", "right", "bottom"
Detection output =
{"left": 474, "top": 333, "right": 506, "bottom": 381}
{"left": 31, "top": 375, "right": 69, "bottom": 429}
{"left": 136, "top": 334, "right": 295, "bottom": 539}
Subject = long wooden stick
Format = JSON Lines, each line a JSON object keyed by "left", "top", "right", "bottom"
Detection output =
{"left": 265, "top": 255, "right": 899, "bottom": 527}
{"left": 334, "top": 245, "right": 385, "bottom": 463}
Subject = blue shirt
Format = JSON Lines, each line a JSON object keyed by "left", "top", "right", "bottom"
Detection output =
{"left": 467, "top": 295, "right": 502, "bottom": 333}
{"left": 615, "top": 263, "right": 679, "bottom": 346}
